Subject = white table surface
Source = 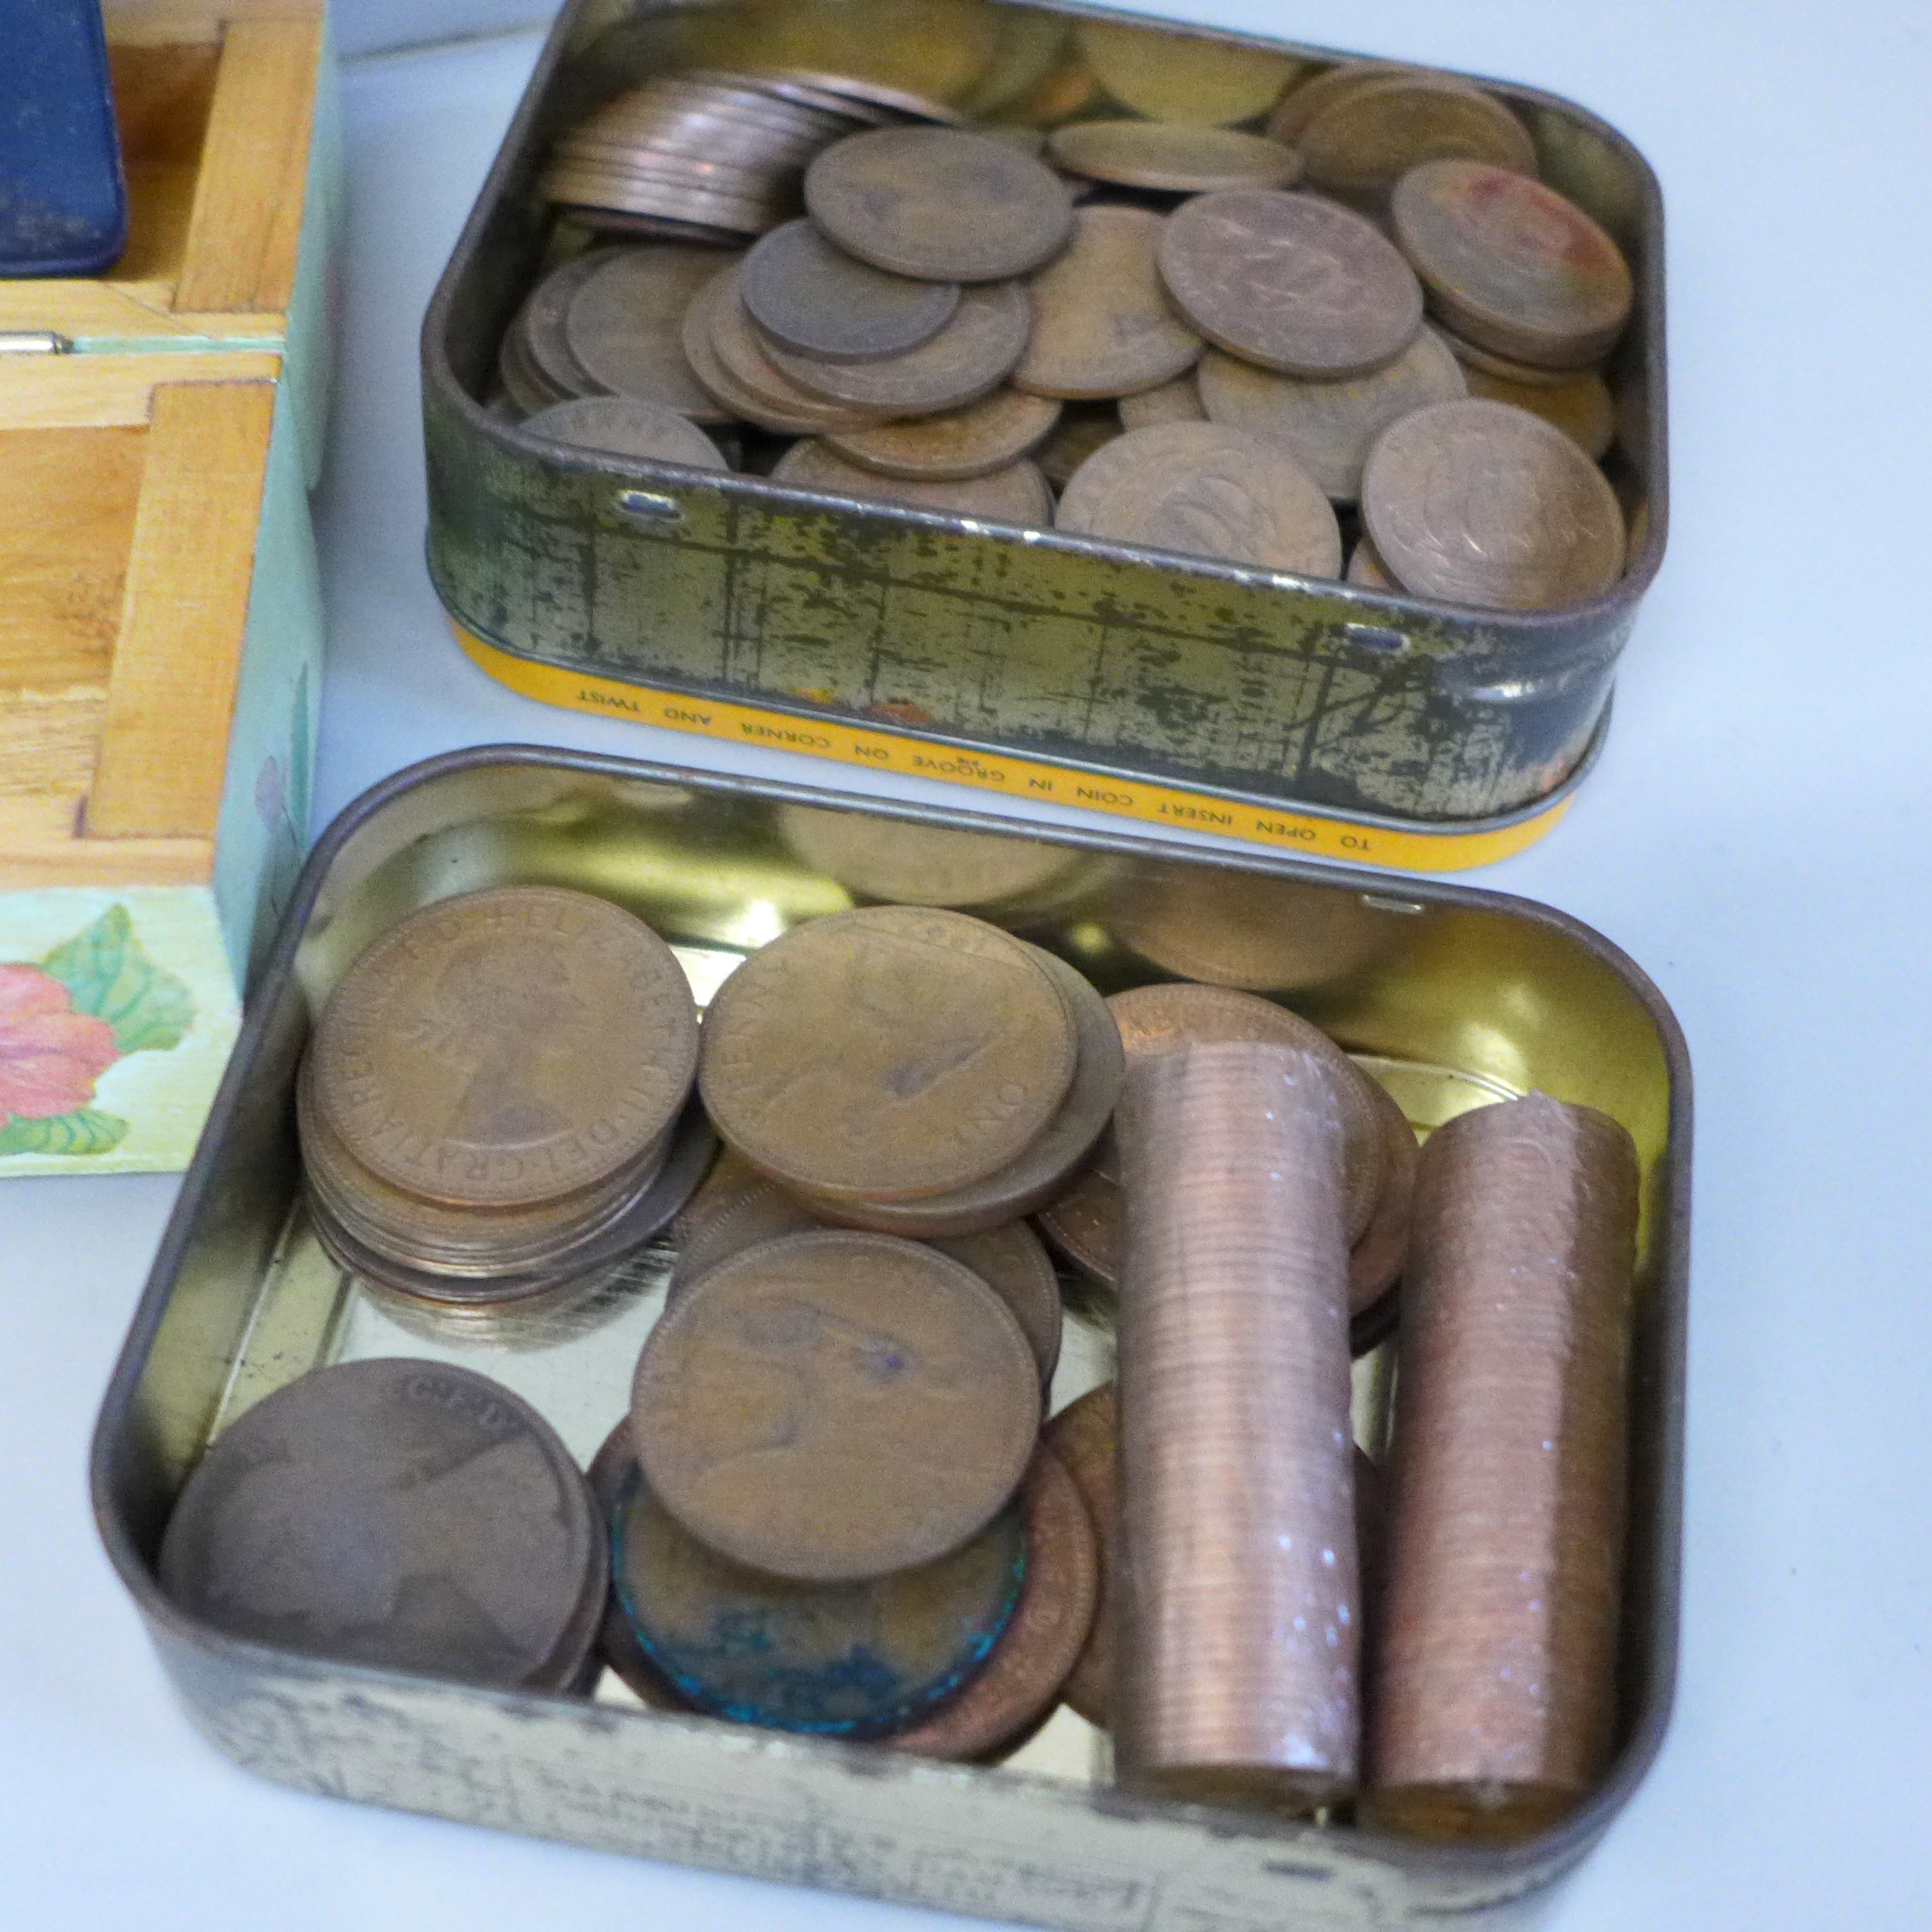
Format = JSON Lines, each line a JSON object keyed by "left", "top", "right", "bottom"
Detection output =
{"left": 8, "top": 5, "right": 1932, "bottom": 1924}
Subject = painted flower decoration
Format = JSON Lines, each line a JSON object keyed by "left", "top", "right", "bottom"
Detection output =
{"left": 0, "top": 962, "right": 120, "bottom": 1126}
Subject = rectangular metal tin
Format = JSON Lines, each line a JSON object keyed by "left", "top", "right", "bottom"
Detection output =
{"left": 422, "top": 1, "right": 1666, "bottom": 861}
{"left": 93, "top": 745, "right": 1690, "bottom": 1929}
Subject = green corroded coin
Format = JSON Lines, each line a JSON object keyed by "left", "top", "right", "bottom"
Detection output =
{"left": 604, "top": 1447, "right": 1025, "bottom": 1736}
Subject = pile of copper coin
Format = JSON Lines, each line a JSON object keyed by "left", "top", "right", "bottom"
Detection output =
{"left": 162, "top": 852, "right": 1641, "bottom": 1830}
{"left": 496, "top": 44, "right": 1642, "bottom": 612}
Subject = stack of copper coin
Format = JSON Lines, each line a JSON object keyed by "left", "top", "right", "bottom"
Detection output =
{"left": 1034, "top": 981, "right": 1416, "bottom": 1349}
{"left": 598, "top": 1224, "right": 1097, "bottom": 1758}
{"left": 501, "top": 47, "right": 1641, "bottom": 612}
{"left": 696, "top": 905, "right": 1123, "bottom": 1236}
{"left": 298, "top": 885, "right": 706, "bottom": 1308}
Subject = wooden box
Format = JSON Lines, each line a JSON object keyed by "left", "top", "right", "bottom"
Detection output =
{"left": 0, "top": 1, "right": 333, "bottom": 1177}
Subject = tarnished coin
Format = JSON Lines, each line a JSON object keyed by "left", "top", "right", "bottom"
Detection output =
{"left": 518, "top": 396, "right": 728, "bottom": 470}
{"left": 1118, "top": 374, "right": 1203, "bottom": 430}
{"left": 632, "top": 1230, "right": 1042, "bottom": 1580}
{"left": 699, "top": 905, "right": 1077, "bottom": 1200}
{"left": 742, "top": 217, "right": 960, "bottom": 362}
{"left": 893, "top": 1446, "right": 1097, "bottom": 1758}
{"left": 1361, "top": 397, "right": 1626, "bottom": 609}
{"left": 1035, "top": 402, "right": 1119, "bottom": 485}
{"left": 1105, "top": 979, "right": 1386, "bottom": 1249}
{"left": 775, "top": 804, "right": 1089, "bottom": 909}
{"left": 688, "top": 266, "right": 890, "bottom": 432}
{"left": 1465, "top": 364, "right": 1616, "bottom": 460}
{"left": 673, "top": 1143, "right": 767, "bottom": 1247}
{"left": 823, "top": 386, "right": 1060, "bottom": 478}
{"left": 1347, "top": 537, "right": 1397, "bottom": 588}
{"left": 1042, "top": 1383, "right": 1116, "bottom": 1727}
{"left": 1265, "top": 59, "right": 1425, "bottom": 145}
{"left": 754, "top": 68, "right": 975, "bottom": 126}
{"left": 1047, "top": 121, "right": 1301, "bottom": 195}
{"left": 496, "top": 320, "right": 564, "bottom": 416}
{"left": 772, "top": 439, "right": 1053, "bottom": 526}
{"left": 592, "top": 1424, "right": 1026, "bottom": 1735}
{"left": 311, "top": 886, "right": 699, "bottom": 1210}
{"left": 564, "top": 246, "right": 742, "bottom": 422}
{"left": 1056, "top": 421, "right": 1342, "bottom": 578}
{"left": 806, "top": 126, "right": 1074, "bottom": 282}
{"left": 1033, "top": 1166, "right": 1119, "bottom": 1287}
{"left": 1011, "top": 206, "right": 1203, "bottom": 402}
{"left": 1198, "top": 327, "right": 1466, "bottom": 503}
{"left": 1440, "top": 325, "right": 1590, "bottom": 388}
{"left": 667, "top": 1175, "right": 821, "bottom": 1299}
{"left": 1158, "top": 190, "right": 1424, "bottom": 379}
{"left": 515, "top": 249, "right": 617, "bottom": 400}
{"left": 1392, "top": 158, "right": 1634, "bottom": 370}
{"left": 762, "top": 278, "right": 1032, "bottom": 415}
{"left": 159, "top": 1359, "right": 602, "bottom": 1690}
{"left": 1075, "top": 19, "right": 1302, "bottom": 126}
{"left": 803, "top": 948, "right": 1124, "bottom": 1241}
{"left": 1298, "top": 75, "right": 1537, "bottom": 210}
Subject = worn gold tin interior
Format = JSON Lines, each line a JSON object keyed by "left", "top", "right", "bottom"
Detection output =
{"left": 94, "top": 750, "right": 1688, "bottom": 1928}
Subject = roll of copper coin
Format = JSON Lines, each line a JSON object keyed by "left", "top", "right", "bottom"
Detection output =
{"left": 794, "top": 948, "right": 1121, "bottom": 1238}
{"left": 1365, "top": 1092, "right": 1638, "bottom": 1842}
{"left": 1048, "top": 1381, "right": 1386, "bottom": 1734}
{"left": 1114, "top": 1042, "right": 1360, "bottom": 1808}
{"left": 1107, "top": 982, "right": 1387, "bottom": 1246}
{"left": 891, "top": 1445, "right": 1097, "bottom": 1760}
{"left": 698, "top": 905, "right": 1078, "bottom": 1203}
{"left": 632, "top": 1230, "right": 1041, "bottom": 1580}
{"left": 159, "top": 1359, "right": 604, "bottom": 1692}
{"left": 590, "top": 1420, "right": 1025, "bottom": 1736}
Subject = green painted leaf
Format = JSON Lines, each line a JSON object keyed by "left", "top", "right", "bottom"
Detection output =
{"left": 0, "top": 1108, "right": 128, "bottom": 1157}
{"left": 39, "top": 905, "right": 194, "bottom": 1056}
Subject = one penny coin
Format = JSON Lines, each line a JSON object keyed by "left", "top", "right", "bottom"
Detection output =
{"left": 1158, "top": 190, "right": 1423, "bottom": 380}
{"left": 892, "top": 1446, "right": 1098, "bottom": 1758}
{"left": 518, "top": 396, "right": 727, "bottom": 470}
{"left": 762, "top": 278, "right": 1032, "bottom": 415}
{"left": 1047, "top": 121, "right": 1301, "bottom": 196}
{"left": 1033, "top": 1166, "right": 1119, "bottom": 1287}
{"left": 1392, "top": 159, "right": 1634, "bottom": 371}
{"left": 1347, "top": 1071, "right": 1418, "bottom": 1318}
{"left": 771, "top": 439, "right": 1053, "bottom": 527}
{"left": 1117, "top": 374, "right": 1203, "bottom": 430}
{"left": 1298, "top": 76, "right": 1537, "bottom": 210}
{"left": 159, "top": 1359, "right": 603, "bottom": 1690}
{"left": 693, "top": 266, "right": 889, "bottom": 432}
{"left": 1042, "top": 1383, "right": 1116, "bottom": 1727}
{"left": 1075, "top": 19, "right": 1302, "bottom": 127}
{"left": 825, "top": 387, "right": 1060, "bottom": 480}
{"left": 1056, "top": 420, "right": 1342, "bottom": 578}
{"left": 775, "top": 804, "right": 1087, "bottom": 909}
{"left": 741, "top": 218, "right": 960, "bottom": 362}
{"left": 801, "top": 948, "right": 1124, "bottom": 1241}
{"left": 1361, "top": 397, "right": 1626, "bottom": 609}
{"left": 564, "top": 246, "right": 739, "bottom": 423}
{"left": 699, "top": 905, "right": 1077, "bottom": 1201}
{"left": 1011, "top": 206, "right": 1203, "bottom": 402}
{"left": 591, "top": 1422, "right": 1027, "bottom": 1734}
{"left": 1265, "top": 60, "right": 1425, "bottom": 145}
{"left": 311, "top": 886, "right": 698, "bottom": 1210}
{"left": 631, "top": 1231, "right": 1042, "bottom": 1580}
{"left": 1465, "top": 364, "right": 1616, "bottom": 460}
{"left": 806, "top": 126, "right": 1074, "bottom": 282}
{"left": 1105, "top": 980, "right": 1387, "bottom": 1249}
{"left": 1197, "top": 326, "right": 1466, "bottom": 503}
{"left": 515, "top": 249, "right": 617, "bottom": 400}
